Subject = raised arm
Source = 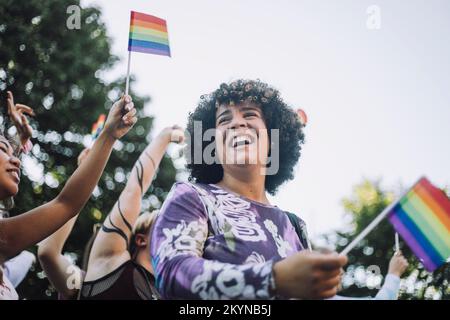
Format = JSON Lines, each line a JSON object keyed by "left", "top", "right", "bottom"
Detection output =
{"left": 37, "top": 149, "right": 91, "bottom": 299}
{"left": 37, "top": 216, "right": 82, "bottom": 299}
{"left": 0, "top": 94, "right": 137, "bottom": 259}
{"left": 88, "top": 126, "right": 184, "bottom": 278}
{"left": 373, "top": 251, "right": 408, "bottom": 300}
{"left": 86, "top": 126, "right": 184, "bottom": 278}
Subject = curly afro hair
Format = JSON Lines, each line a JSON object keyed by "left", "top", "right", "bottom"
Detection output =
{"left": 185, "top": 79, "right": 305, "bottom": 195}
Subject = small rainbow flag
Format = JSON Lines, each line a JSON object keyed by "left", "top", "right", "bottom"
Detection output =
{"left": 388, "top": 177, "right": 450, "bottom": 271}
{"left": 91, "top": 114, "right": 106, "bottom": 139}
{"left": 128, "top": 11, "right": 171, "bottom": 57}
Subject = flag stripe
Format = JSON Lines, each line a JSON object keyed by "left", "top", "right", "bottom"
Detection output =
{"left": 401, "top": 193, "right": 450, "bottom": 259}
{"left": 407, "top": 191, "right": 450, "bottom": 243}
{"left": 130, "top": 26, "right": 168, "bottom": 39}
{"left": 127, "top": 11, "right": 171, "bottom": 57}
{"left": 387, "top": 177, "right": 450, "bottom": 272}
{"left": 131, "top": 11, "right": 166, "bottom": 26}
{"left": 389, "top": 211, "right": 440, "bottom": 271}
{"left": 130, "top": 19, "right": 167, "bottom": 32}
{"left": 420, "top": 178, "right": 450, "bottom": 219}
{"left": 414, "top": 182, "right": 450, "bottom": 232}
{"left": 129, "top": 32, "right": 169, "bottom": 45}
{"left": 394, "top": 206, "right": 446, "bottom": 272}
{"left": 128, "top": 46, "right": 171, "bottom": 57}
{"left": 129, "top": 39, "right": 170, "bottom": 52}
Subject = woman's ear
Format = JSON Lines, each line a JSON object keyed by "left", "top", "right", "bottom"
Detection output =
{"left": 135, "top": 233, "right": 148, "bottom": 248}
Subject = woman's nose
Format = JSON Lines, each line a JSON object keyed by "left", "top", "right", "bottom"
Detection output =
{"left": 229, "top": 114, "right": 247, "bottom": 129}
{"left": 10, "top": 155, "right": 21, "bottom": 168}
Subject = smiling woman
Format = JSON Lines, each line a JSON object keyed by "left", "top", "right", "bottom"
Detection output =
{"left": 186, "top": 79, "right": 305, "bottom": 195}
{"left": 150, "top": 79, "right": 348, "bottom": 300}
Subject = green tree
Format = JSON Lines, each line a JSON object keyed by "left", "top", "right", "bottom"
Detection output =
{"left": 0, "top": 0, "right": 178, "bottom": 299}
{"left": 321, "top": 179, "right": 450, "bottom": 299}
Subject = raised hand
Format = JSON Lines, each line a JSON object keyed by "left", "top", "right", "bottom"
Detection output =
{"left": 6, "top": 91, "right": 35, "bottom": 146}
{"left": 159, "top": 125, "right": 185, "bottom": 144}
{"left": 388, "top": 251, "right": 409, "bottom": 277}
{"left": 102, "top": 95, "right": 137, "bottom": 139}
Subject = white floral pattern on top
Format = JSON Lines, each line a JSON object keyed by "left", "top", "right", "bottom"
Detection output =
{"left": 264, "top": 219, "right": 293, "bottom": 258}
{"left": 244, "top": 251, "right": 266, "bottom": 264}
{"left": 192, "top": 184, "right": 267, "bottom": 243}
{"left": 156, "top": 219, "right": 207, "bottom": 264}
{"left": 191, "top": 260, "right": 273, "bottom": 300}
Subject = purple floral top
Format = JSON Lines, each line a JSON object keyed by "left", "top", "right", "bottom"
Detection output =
{"left": 150, "top": 182, "right": 307, "bottom": 299}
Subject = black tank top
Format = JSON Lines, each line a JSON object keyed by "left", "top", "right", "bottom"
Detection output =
{"left": 80, "top": 260, "right": 158, "bottom": 300}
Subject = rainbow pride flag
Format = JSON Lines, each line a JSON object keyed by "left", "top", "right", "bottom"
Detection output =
{"left": 91, "top": 114, "right": 106, "bottom": 139}
{"left": 128, "top": 11, "right": 171, "bottom": 57}
{"left": 388, "top": 177, "right": 450, "bottom": 271}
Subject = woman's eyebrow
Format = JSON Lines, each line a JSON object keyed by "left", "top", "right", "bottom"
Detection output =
{"left": 241, "top": 106, "right": 261, "bottom": 114}
{"left": 216, "top": 109, "right": 231, "bottom": 120}
{"left": 0, "top": 141, "right": 11, "bottom": 150}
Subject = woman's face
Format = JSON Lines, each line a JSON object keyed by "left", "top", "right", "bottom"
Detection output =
{"left": 215, "top": 102, "right": 269, "bottom": 171}
{"left": 0, "top": 136, "right": 21, "bottom": 199}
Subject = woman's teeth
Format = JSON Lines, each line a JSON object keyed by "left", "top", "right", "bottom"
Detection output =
{"left": 8, "top": 170, "right": 19, "bottom": 181}
{"left": 232, "top": 136, "right": 252, "bottom": 148}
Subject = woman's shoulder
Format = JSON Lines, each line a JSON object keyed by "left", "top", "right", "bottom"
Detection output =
{"left": 169, "top": 181, "right": 213, "bottom": 197}
{"left": 159, "top": 182, "right": 213, "bottom": 216}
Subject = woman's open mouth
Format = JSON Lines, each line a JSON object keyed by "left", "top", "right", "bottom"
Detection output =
{"left": 227, "top": 131, "right": 258, "bottom": 149}
{"left": 232, "top": 135, "right": 253, "bottom": 148}
{"left": 6, "top": 168, "right": 20, "bottom": 183}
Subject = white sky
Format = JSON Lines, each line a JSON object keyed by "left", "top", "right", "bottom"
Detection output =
{"left": 82, "top": 0, "right": 450, "bottom": 238}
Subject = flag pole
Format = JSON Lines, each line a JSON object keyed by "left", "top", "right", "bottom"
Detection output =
{"left": 395, "top": 232, "right": 400, "bottom": 252}
{"left": 340, "top": 177, "right": 423, "bottom": 256}
{"left": 125, "top": 50, "right": 131, "bottom": 96}
{"left": 340, "top": 201, "right": 398, "bottom": 256}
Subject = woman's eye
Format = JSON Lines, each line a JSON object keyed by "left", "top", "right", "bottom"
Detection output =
{"left": 218, "top": 118, "right": 230, "bottom": 124}
{"left": 244, "top": 113, "right": 257, "bottom": 118}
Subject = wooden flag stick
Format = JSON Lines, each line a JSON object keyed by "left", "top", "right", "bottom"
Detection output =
{"left": 395, "top": 232, "right": 400, "bottom": 252}
{"left": 340, "top": 203, "right": 395, "bottom": 256}
{"left": 340, "top": 178, "right": 422, "bottom": 256}
{"left": 125, "top": 51, "right": 132, "bottom": 96}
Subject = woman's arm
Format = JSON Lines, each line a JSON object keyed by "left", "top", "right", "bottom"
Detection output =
{"left": 328, "top": 251, "right": 408, "bottom": 300}
{"left": 0, "top": 95, "right": 137, "bottom": 259}
{"left": 86, "top": 126, "right": 184, "bottom": 279}
{"left": 373, "top": 251, "right": 408, "bottom": 300}
{"left": 37, "top": 148, "right": 90, "bottom": 299}
{"left": 38, "top": 216, "right": 82, "bottom": 299}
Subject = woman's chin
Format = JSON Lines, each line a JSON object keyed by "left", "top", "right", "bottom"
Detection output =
{"left": 1, "top": 185, "right": 19, "bottom": 199}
